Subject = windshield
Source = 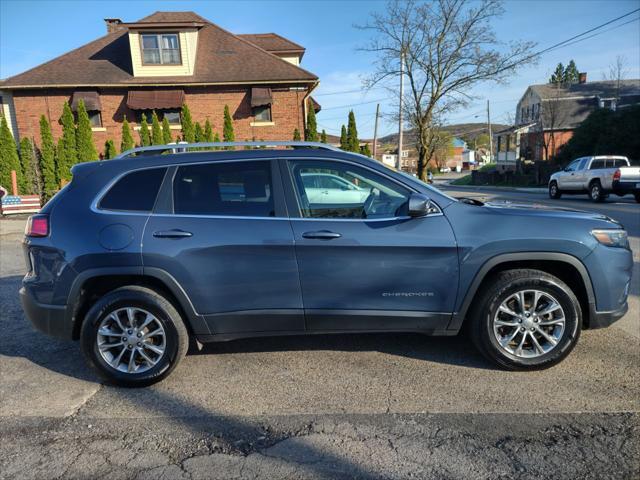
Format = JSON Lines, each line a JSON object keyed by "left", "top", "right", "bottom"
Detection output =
{"left": 394, "top": 170, "right": 458, "bottom": 202}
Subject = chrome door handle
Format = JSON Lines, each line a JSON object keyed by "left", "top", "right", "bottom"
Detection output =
{"left": 153, "top": 229, "right": 193, "bottom": 238}
{"left": 302, "top": 230, "right": 342, "bottom": 240}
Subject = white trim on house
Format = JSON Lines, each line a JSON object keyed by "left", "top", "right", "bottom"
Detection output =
{"left": 0, "top": 91, "right": 19, "bottom": 141}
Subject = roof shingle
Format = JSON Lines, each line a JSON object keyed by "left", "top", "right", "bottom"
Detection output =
{"left": 0, "top": 12, "right": 317, "bottom": 88}
{"left": 237, "top": 33, "right": 305, "bottom": 53}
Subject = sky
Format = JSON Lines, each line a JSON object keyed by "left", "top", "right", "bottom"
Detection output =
{"left": 1, "top": 0, "right": 639, "bottom": 140}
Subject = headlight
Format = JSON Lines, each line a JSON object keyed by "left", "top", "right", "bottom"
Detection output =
{"left": 591, "top": 229, "right": 629, "bottom": 249}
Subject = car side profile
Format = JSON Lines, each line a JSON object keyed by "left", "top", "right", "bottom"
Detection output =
{"left": 548, "top": 155, "right": 640, "bottom": 202}
{"left": 21, "top": 142, "right": 633, "bottom": 387}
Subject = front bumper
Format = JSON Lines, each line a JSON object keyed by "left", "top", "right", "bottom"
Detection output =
{"left": 20, "top": 286, "right": 72, "bottom": 340}
{"left": 588, "top": 301, "right": 628, "bottom": 329}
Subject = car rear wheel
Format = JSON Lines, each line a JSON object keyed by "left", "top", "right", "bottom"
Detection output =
{"left": 589, "top": 181, "right": 605, "bottom": 202}
{"left": 470, "top": 269, "right": 581, "bottom": 370}
{"left": 548, "top": 181, "right": 562, "bottom": 199}
{"left": 81, "top": 286, "right": 189, "bottom": 387}
{"left": 634, "top": 192, "right": 640, "bottom": 203}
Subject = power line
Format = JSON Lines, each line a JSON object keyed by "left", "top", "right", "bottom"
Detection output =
{"left": 550, "top": 16, "right": 639, "bottom": 51}
{"left": 314, "top": 87, "right": 386, "bottom": 97}
{"left": 320, "top": 98, "right": 391, "bottom": 111}
{"left": 503, "top": 8, "right": 640, "bottom": 70}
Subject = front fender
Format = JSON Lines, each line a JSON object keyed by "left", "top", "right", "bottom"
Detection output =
{"left": 448, "top": 251, "right": 596, "bottom": 331}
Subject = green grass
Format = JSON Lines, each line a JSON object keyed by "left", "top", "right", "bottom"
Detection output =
{"left": 450, "top": 174, "right": 473, "bottom": 186}
{"left": 478, "top": 162, "right": 497, "bottom": 172}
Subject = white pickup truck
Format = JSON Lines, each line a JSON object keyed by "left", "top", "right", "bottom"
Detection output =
{"left": 548, "top": 155, "right": 640, "bottom": 203}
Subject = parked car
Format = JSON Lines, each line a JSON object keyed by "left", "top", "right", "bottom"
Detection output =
{"left": 21, "top": 142, "right": 632, "bottom": 386}
{"left": 439, "top": 167, "right": 451, "bottom": 173}
{"left": 300, "top": 172, "right": 370, "bottom": 204}
{"left": 548, "top": 155, "right": 640, "bottom": 202}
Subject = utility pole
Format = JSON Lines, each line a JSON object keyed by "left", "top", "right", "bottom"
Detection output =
{"left": 397, "top": 52, "right": 404, "bottom": 170}
{"left": 372, "top": 103, "right": 380, "bottom": 159}
{"left": 487, "top": 99, "right": 493, "bottom": 163}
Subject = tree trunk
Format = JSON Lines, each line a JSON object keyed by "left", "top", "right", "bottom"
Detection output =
{"left": 417, "top": 146, "right": 428, "bottom": 181}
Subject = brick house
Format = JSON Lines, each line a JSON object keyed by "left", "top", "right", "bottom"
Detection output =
{"left": 0, "top": 11, "right": 319, "bottom": 155}
{"left": 495, "top": 75, "right": 640, "bottom": 169}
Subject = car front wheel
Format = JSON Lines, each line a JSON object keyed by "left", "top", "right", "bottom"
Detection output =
{"left": 81, "top": 286, "right": 189, "bottom": 387}
{"left": 470, "top": 269, "right": 581, "bottom": 370}
{"left": 548, "top": 181, "right": 562, "bottom": 199}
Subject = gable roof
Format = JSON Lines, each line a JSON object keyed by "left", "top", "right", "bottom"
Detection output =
{"left": 135, "top": 11, "right": 210, "bottom": 23}
{"left": 516, "top": 79, "right": 640, "bottom": 130}
{"left": 530, "top": 79, "right": 640, "bottom": 100}
{"left": 0, "top": 12, "right": 317, "bottom": 89}
{"left": 237, "top": 33, "right": 305, "bottom": 54}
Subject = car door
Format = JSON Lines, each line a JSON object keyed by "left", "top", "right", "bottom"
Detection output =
{"left": 281, "top": 157, "right": 459, "bottom": 332}
{"left": 142, "top": 158, "right": 304, "bottom": 335}
{"left": 558, "top": 159, "right": 581, "bottom": 190}
{"left": 571, "top": 157, "right": 589, "bottom": 189}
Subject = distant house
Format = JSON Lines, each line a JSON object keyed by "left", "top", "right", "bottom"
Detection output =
{"left": 495, "top": 75, "right": 640, "bottom": 169}
{"left": 0, "top": 11, "right": 319, "bottom": 154}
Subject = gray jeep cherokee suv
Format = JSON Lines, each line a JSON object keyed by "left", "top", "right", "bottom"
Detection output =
{"left": 21, "top": 142, "right": 633, "bottom": 387}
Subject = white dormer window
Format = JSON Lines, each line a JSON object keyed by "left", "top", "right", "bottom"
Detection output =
{"left": 141, "top": 34, "right": 181, "bottom": 65}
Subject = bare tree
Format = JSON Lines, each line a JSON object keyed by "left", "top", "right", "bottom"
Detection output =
{"left": 538, "top": 83, "right": 569, "bottom": 162}
{"left": 359, "top": 0, "right": 536, "bottom": 179}
{"left": 607, "top": 55, "right": 628, "bottom": 101}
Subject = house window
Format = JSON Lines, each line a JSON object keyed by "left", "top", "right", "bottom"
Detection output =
{"left": 88, "top": 111, "right": 102, "bottom": 127}
{"left": 252, "top": 106, "right": 272, "bottom": 122}
{"left": 136, "top": 109, "right": 181, "bottom": 125}
{"left": 0, "top": 96, "right": 4, "bottom": 118}
{"left": 74, "top": 110, "right": 102, "bottom": 127}
{"left": 141, "top": 34, "right": 181, "bottom": 65}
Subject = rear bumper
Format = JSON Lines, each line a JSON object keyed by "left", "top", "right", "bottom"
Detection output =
{"left": 612, "top": 180, "right": 639, "bottom": 194}
{"left": 588, "top": 301, "right": 628, "bottom": 329}
{"left": 20, "top": 286, "right": 72, "bottom": 340}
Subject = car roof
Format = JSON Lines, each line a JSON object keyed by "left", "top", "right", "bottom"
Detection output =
{"left": 105, "top": 148, "right": 376, "bottom": 170}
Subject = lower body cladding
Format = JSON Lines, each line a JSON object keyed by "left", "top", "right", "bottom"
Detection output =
{"left": 196, "top": 309, "right": 455, "bottom": 343}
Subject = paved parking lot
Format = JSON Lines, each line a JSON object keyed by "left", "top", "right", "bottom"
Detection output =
{"left": 1, "top": 190, "right": 638, "bottom": 479}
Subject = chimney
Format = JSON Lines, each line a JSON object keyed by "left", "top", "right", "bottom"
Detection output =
{"left": 104, "top": 18, "right": 123, "bottom": 34}
{"left": 578, "top": 72, "right": 587, "bottom": 84}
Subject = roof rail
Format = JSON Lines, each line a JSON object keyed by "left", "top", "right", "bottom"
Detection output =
{"left": 115, "top": 141, "right": 342, "bottom": 159}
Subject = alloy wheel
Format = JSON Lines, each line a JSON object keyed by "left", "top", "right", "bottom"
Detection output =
{"left": 96, "top": 307, "right": 166, "bottom": 374}
{"left": 492, "top": 289, "right": 566, "bottom": 358}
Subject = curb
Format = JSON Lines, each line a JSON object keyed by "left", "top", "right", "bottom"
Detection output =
{"left": 438, "top": 182, "right": 547, "bottom": 193}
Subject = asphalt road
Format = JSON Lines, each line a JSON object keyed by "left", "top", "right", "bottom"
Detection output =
{"left": 1, "top": 188, "right": 638, "bottom": 479}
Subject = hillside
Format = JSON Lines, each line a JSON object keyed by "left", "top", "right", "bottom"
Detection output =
{"left": 378, "top": 123, "right": 508, "bottom": 146}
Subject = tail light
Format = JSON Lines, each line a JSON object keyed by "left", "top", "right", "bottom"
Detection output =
{"left": 613, "top": 169, "right": 621, "bottom": 181}
{"left": 25, "top": 214, "right": 49, "bottom": 237}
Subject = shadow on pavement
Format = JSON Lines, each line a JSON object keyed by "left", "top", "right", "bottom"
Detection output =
{"left": 0, "top": 274, "right": 494, "bottom": 386}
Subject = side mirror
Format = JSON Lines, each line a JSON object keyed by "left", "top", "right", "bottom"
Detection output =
{"left": 408, "top": 193, "right": 431, "bottom": 217}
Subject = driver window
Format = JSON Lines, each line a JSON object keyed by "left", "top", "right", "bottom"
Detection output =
{"left": 565, "top": 160, "right": 579, "bottom": 172}
{"left": 288, "top": 160, "right": 410, "bottom": 219}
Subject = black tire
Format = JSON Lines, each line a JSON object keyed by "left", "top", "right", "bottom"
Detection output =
{"left": 81, "top": 286, "right": 189, "bottom": 387}
{"left": 634, "top": 192, "right": 640, "bottom": 203}
{"left": 469, "top": 269, "right": 581, "bottom": 370}
{"left": 548, "top": 181, "right": 562, "bottom": 199}
{"left": 589, "top": 181, "right": 605, "bottom": 202}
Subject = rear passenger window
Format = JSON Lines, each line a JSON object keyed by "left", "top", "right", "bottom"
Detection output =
{"left": 590, "top": 160, "right": 605, "bottom": 169}
{"left": 99, "top": 168, "right": 166, "bottom": 212}
{"left": 173, "top": 161, "right": 274, "bottom": 217}
{"left": 613, "top": 159, "right": 628, "bottom": 167}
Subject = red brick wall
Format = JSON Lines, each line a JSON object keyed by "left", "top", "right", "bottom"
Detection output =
{"left": 522, "top": 130, "right": 574, "bottom": 161}
{"left": 12, "top": 85, "right": 309, "bottom": 155}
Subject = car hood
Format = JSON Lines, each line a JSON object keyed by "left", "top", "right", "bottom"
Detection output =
{"left": 483, "top": 200, "right": 620, "bottom": 225}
